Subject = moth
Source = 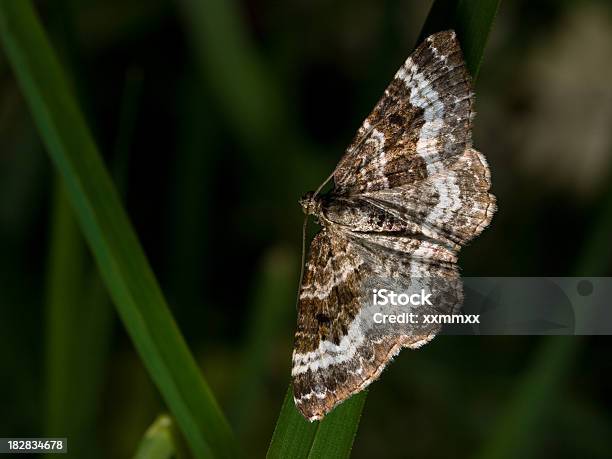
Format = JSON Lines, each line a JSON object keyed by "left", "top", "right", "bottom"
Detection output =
{"left": 293, "top": 30, "right": 496, "bottom": 421}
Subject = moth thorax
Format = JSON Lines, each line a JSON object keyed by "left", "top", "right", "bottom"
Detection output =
{"left": 299, "top": 191, "right": 322, "bottom": 217}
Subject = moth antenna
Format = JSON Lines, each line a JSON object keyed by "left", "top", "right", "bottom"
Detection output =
{"left": 312, "top": 170, "right": 335, "bottom": 199}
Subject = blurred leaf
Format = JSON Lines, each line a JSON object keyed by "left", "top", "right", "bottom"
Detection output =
{"left": 44, "top": 180, "right": 86, "bottom": 437}
{"left": 475, "top": 336, "right": 579, "bottom": 459}
{"left": 574, "top": 188, "right": 612, "bottom": 275}
{"left": 176, "top": 0, "right": 329, "bottom": 219}
{"left": 44, "top": 181, "right": 114, "bottom": 459}
{"left": 476, "top": 191, "right": 612, "bottom": 459}
{"left": 176, "top": 0, "right": 284, "bottom": 149}
{"left": 44, "top": 55, "right": 139, "bottom": 459}
{"left": 555, "top": 398, "right": 612, "bottom": 457}
{"left": 265, "top": 0, "right": 501, "bottom": 456}
{"left": 0, "top": 2, "right": 238, "bottom": 458}
{"left": 112, "top": 67, "right": 143, "bottom": 196}
{"left": 133, "top": 415, "right": 175, "bottom": 459}
{"left": 230, "top": 246, "right": 298, "bottom": 434}
{"left": 232, "top": 247, "right": 299, "bottom": 432}
{"left": 169, "top": 73, "right": 216, "bottom": 322}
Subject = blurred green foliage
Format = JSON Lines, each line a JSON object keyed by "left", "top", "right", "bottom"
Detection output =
{"left": 0, "top": 1, "right": 236, "bottom": 457}
{"left": 0, "top": 0, "right": 612, "bottom": 458}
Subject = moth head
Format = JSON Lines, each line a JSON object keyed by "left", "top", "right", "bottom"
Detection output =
{"left": 299, "top": 191, "right": 321, "bottom": 216}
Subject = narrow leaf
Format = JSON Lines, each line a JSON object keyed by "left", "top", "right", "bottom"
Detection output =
{"left": 420, "top": 0, "right": 501, "bottom": 77}
{"left": 267, "top": 387, "right": 367, "bottom": 459}
{"left": 0, "top": 2, "right": 238, "bottom": 458}
{"left": 44, "top": 181, "right": 114, "bottom": 459}
{"left": 267, "top": 388, "right": 317, "bottom": 459}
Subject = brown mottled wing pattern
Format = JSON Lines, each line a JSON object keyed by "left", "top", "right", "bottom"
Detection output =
{"left": 292, "top": 30, "right": 496, "bottom": 421}
{"left": 292, "top": 230, "right": 363, "bottom": 420}
{"left": 293, "top": 229, "right": 463, "bottom": 421}
{"left": 361, "top": 147, "right": 496, "bottom": 245}
{"left": 294, "top": 230, "right": 364, "bottom": 355}
{"left": 334, "top": 30, "right": 473, "bottom": 194}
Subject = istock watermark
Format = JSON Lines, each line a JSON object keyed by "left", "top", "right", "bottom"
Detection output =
{"left": 372, "top": 288, "right": 433, "bottom": 306}
{"left": 360, "top": 277, "right": 612, "bottom": 335}
{"left": 372, "top": 311, "right": 480, "bottom": 324}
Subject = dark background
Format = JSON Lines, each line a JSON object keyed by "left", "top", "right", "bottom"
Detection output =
{"left": 1, "top": 0, "right": 612, "bottom": 457}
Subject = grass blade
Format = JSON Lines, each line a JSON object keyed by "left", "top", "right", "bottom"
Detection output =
{"left": 44, "top": 180, "right": 86, "bottom": 438}
{"left": 420, "top": 0, "right": 501, "bottom": 77}
{"left": 44, "top": 180, "right": 114, "bottom": 459}
{"left": 306, "top": 391, "right": 367, "bottom": 459}
{"left": 267, "top": 388, "right": 367, "bottom": 459}
{"left": 266, "top": 1, "right": 501, "bottom": 457}
{"left": 267, "top": 388, "right": 317, "bottom": 459}
{"left": 0, "top": 2, "right": 238, "bottom": 457}
{"left": 45, "top": 61, "right": 139, "bottom": 459}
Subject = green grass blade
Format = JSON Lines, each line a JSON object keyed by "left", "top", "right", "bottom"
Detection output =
{"left": 306, "top": 391, "right": 367, "bottom": 459}
{"left": 45, "top": 60, "right": 137, "bottom": 459}
{"left": 266, "top": 388, "right": 367, "bottom": 459}
{"left": 0, "top": 2, "right": 238, "bottom": 458}
{"left": 44, "top": 181, "right": 86, "bottom": 433}
{"left": 266, "top": 1, "right": 501, "bottom": 457}
{"left": 420, "top": 0, "right": 501, "bottom": 77}
{"left": 267, "top": 388, "right": 318, "bottom": 459}
{"left": 454, "top": 0, "right": 502, "bottom": 77}
{"left": 44, "top": 179, "right": 114, "bottom": 459}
